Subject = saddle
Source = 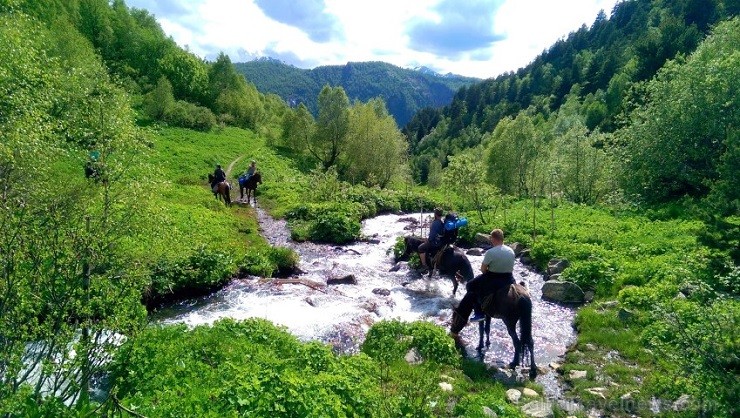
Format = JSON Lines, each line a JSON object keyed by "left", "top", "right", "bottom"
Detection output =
{"left": 480, "top": 283, "right": 530, "bottom": 319}
{"left": 430, "top": 244, "right": 452, "bottom": 271}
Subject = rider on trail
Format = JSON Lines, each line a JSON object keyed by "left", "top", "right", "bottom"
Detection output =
{"left": 212, "top": 164, "right": 226, "bottom": 192}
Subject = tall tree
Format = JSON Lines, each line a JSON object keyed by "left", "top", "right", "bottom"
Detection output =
{"left": 486, "top": 112, "right": 544, "bottom": 198}
{"left": 281, "top": 103, "right": 315, "bottom": 153}
{"left": 442, "top": 152, "right": 498, "bottom": 223}
{"left": 342, "top": 98, "right": 408, "bottom": 188}
{"left": 309, "top": 85, "right": 350, "bottom": 171}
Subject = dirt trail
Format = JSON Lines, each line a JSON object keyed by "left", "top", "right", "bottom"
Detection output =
{"left": 225, "top": 155, "right": 244, "bottom": 178}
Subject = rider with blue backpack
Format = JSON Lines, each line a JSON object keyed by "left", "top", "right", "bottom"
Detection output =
{"left": 239, "top": 160, "right": 257, "bottom": 187}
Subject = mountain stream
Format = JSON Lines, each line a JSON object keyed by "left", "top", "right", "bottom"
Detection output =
{"left": 154, "top": 209, "right": 578, "bottom": 398}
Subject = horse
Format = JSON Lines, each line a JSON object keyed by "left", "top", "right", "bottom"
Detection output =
{"left": 398, "top": 235, "right": 474, "bottom": 295}
{"left": 207, "top": 173, "right": 231, "bottom": 206}
{"left": 238, "top": 172, "right": 262, "bottom": 204}
{"left": 451, "top": 282, "right": 537, "bottom": 378}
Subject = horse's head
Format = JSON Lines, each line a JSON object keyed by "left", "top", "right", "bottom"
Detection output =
{"left": 208, "top": 173, "right": 214, "bottom": 183}
{"left": 253, "top": 172, "right": 262, "bottom": 184}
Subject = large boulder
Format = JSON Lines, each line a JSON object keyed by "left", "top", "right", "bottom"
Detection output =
{"left": 509, "top": 242, "right": 525, "bottom": 256}
{"left": 542, "top": 280, "right": 585, "bottom": 303}
{"left": 519, "top": 249, "right": 534, "bottom": 266}
{"left": 547, "top": 258, "right": 570, "bottom": 275}
{"left": 474, "top": 233, "right": 491, "bottom": 246}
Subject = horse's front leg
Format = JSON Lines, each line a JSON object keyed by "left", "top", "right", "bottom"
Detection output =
{"left": 484, "top": 316, "right": 491, "bottom": 347}
{"left": 477, "top": 321, "right": 485, "bottom": 351}
{"left": 504, "top": 319, "right": 521, "bottom": 369}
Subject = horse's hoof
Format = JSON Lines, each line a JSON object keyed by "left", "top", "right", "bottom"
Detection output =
{"left": 508, "top": 362, "right": 517, "bottom": 369}
{"left": 476, "top": 345, "right": 483, "bottom": 352}
{"left": 486, "top": 341, "right": 491, "bottom": 347}
{"left": 529, "top": 368, "right": 538, "bottom": 379}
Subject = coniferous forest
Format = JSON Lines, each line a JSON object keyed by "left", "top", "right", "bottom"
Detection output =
{"left": 0, "top": 0, "right": 737, "bottom": 417}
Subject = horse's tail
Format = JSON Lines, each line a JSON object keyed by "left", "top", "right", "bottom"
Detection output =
{"left": 518, "top": 295, "right": 533, "bottom": 348}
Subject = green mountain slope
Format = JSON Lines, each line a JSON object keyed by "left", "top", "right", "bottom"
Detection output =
{"left": 235, "top": 59, "right": 479, "bottom": 126}
{"left": 403, "top": 0, "right": 738, "bottom": 169}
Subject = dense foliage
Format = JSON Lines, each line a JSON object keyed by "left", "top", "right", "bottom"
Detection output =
{"left": 0, "top": 9, "right": 148, "bottom": 412}
{"left": 235, "top": 59, "right": 479, "bottom": 126}
{"left": 109, "top": 319, "right": 522, "bottom": 418}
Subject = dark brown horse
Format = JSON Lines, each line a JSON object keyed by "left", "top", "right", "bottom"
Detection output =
{"left": 398, "top": 235, "right": 474, "bottom": 295}
{"left": 452, "top": 283, "right": 537, "bottom": 378}
{"left": 207, "top": 173, "right": 231, "bottom": 206}
{"left": 238, "top": 172, "right": 262, "bottom": 204}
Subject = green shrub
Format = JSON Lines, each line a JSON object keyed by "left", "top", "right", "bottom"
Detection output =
{"left": 309, "top": 210, "right": 361, "bottom": 244}
{"left": 269, "top": 246, "right": 299, "bottom": 276}
{"left": 408, "top": 321, "right": 459, "bottom": 367}
{"left": 110, "top": 319, "right": 394, "bottom": 417}
{"left": 239, "top": 250, "right": 274, "bottom": 277}
{"left": 147, "top": 246, "right": 234, "bottom": 303}
{"left": 362, "top": 320, "right": 458, "bottom": 367}
{"left": 239, "top": 246, "right": 299, "bottom": 277}
{"left": 562, "top": 255, "right": 617, "bottom": 294}
{"left": 164, "top": 100, "right": 217, "bottom": 131}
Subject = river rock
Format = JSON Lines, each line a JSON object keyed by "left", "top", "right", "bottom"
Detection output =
{"left": 584, "top": 290, "right": 594, "bottom": 302}
{"left": 522, "top": 388, "right": 538, "bottom": 397}
{"left": 521, "top": 400, "right": 554, "bottom": 418}
{"left": 438, "top": 381, "right": 453, "bottom": 392}
{"left": 372, "top": 288, "right": 391, "bottom": 296}
{"left": 672, "top": 394, "right": 691, "bottom": 412}
{"left": 569, "top": 370, "right": 588, "bottom": 380}
{"left": 388, "top": 263, "right": 401, "bottom": 272}
{"left": 586, "top": 387, "right": 607, "bottom": 399}
{"left": 506, "top": 389, "right": 522, "bottom": 403}
{"left": 475, "top": 232, "right": 491, "bottom": 246}
{"left": 618, "top": 308, "right": 634, "bottom": 322}
{"left": 547, "top": 258, "right": 570, "bottom": 275}
{"left": 520, "top": 249, "right": 533, "bottom": 265}
{"left": 492, "top": 368, "right": 522, "bottom": 385}
{"left": 510, "top": 242, "right": 524, "bottom": 256}
{"left": 482, "top": 406, "right": 498, "bottom": 417}
{"left": 466, "top": 248, "right": 484, "bottom": 256}
{"left": 542, "top": 281, "right": 585, "bottom": 303}
{"left": 327, "top": 274, "right": 357, "bottom": 285}
{"left": 547, "top": 273, "right": 560, "bottom": 282}
{"left": 405, "top": 347, "right": 422, "bottom": 365}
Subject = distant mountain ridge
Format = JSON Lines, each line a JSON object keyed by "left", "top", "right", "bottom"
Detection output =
{"left": 234, "top": 59, "right": 479, "bottom": 126}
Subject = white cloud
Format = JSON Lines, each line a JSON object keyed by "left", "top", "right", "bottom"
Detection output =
{"left": 126, "top": 0, "right": 621, "bottom": 79}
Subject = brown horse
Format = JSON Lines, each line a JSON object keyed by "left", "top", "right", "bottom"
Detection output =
{"left": 451, "top": 283, "right": 537, "bottom": 378}
{"left": 238, "top": 172, "right": 262, "bottom": 204}
{"left": 398, "top": 235, "right": 474, "bottom": 295}
{"left": 207, "top": 173, "right": 231, "bottom": 206}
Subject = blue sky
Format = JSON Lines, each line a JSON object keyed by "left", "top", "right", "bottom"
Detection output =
{"left": 125, "top": 0, "right": 621, "bottom": 79}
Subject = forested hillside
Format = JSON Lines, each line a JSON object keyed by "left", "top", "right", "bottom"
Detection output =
{"left": 405, "top": 0, "right": 738, "bottom": 191}
{"left": 235, "top": 59, "right": 479, "bottom": 126}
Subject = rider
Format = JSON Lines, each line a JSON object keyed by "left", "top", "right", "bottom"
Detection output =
{"left": 450, "top": 228, "right": 516, "bottom": 336}
{"left": 245, "top": 160, "right": 256, "bottom": 180}
{"left": 418, "top": 208, "right": 444, "bottom": 272}
{"left": 212, "top": 164, "right": 226, "bottom": 191}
